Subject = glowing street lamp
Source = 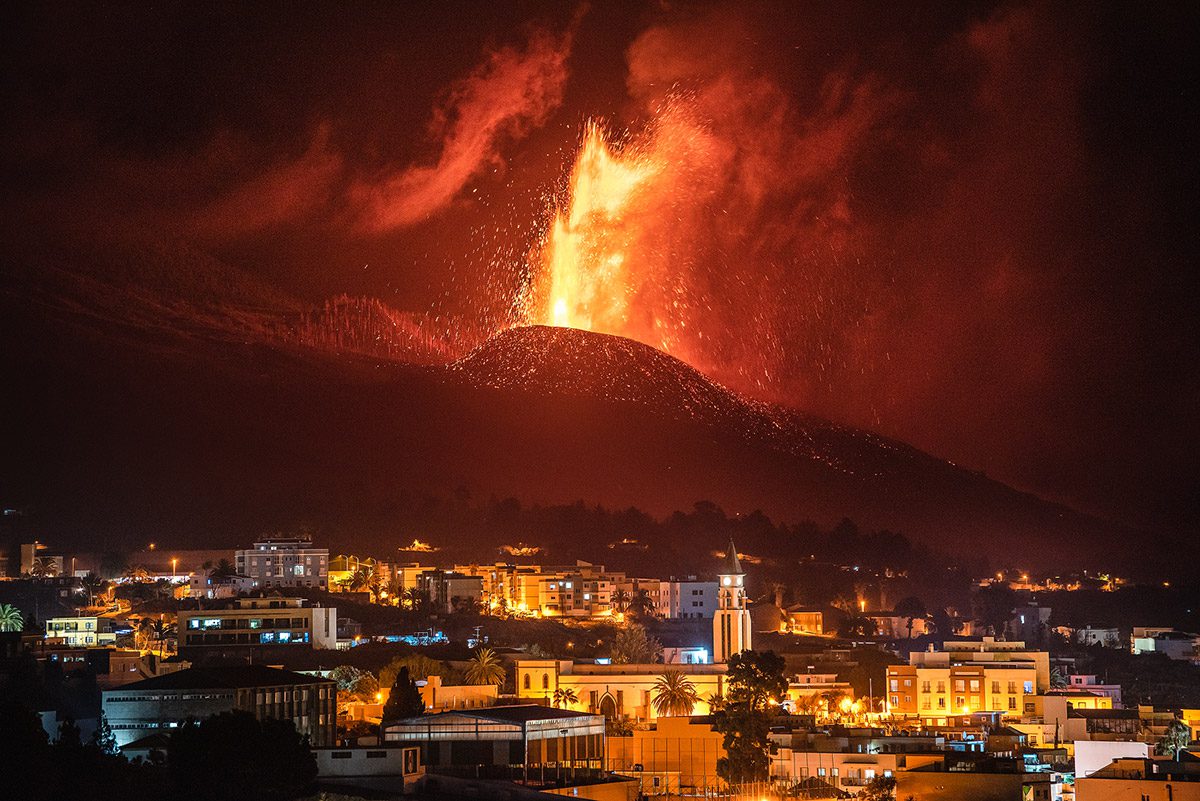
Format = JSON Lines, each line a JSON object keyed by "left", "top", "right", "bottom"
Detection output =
{"left": 171, "top": 558, "right": 178, "bottom": 583}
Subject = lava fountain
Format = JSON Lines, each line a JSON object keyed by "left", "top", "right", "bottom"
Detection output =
{"left": 538, "top": 123, "right": 660, "bottom": 333}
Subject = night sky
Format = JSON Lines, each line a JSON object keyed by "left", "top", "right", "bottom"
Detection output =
{"left": 1, "top": 2, "right": 1196, "bottom": 536}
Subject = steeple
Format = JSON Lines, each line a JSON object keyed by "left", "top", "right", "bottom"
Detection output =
{"left": 713, "top": 538, "right": 751, "bottom": 662}
{"left": 720, "top": 539, "right": 743, "bottom": 576}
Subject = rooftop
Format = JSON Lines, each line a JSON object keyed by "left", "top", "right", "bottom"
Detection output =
{"left": 113, "top": 664, "right": 333, "bottom": 691}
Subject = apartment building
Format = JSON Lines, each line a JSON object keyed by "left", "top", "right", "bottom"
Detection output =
{"left": 235, "top": 536, "right": 328, "bottom": 590}
{"left": 44, "top": 616, "right": 120, "bottom": 647}
{"left": 178, "top": 597, "right": 337, "bottom": 650}
{"left": 101, "top": 665, "right": 336, "bottom": 748}
{"left": 887, "top": 638, "right": 1049, "bottom": 722}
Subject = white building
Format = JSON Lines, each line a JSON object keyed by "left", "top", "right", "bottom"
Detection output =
{"left": 235, "top": 536, "right": 328, "bottom": 590}
{"left": 45, "top": 616, "right": 118, "bottom": 647}
{"left": 179, "top": 597, "right": 337, "bottom": 650}
{"left": 660, "top": 578, "right": 719, "bottom": 620}
{"left": 187, "top": 572, "right": 258, "bottom": 599}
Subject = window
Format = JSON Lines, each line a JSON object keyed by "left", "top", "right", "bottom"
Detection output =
{"left": 969, "top": 679, "right": 980, "bottom": 692}
{"left": 1023, "top": 681, "right": 1034, "bottom": 694}
{"left": 542, "top": 674, "right": 550, "bottom": 690}
{"left": 937, "top": 698, "right": 946, "bottom": 709}
{"left": 921, "top": 681, "right": 931, "bottom": 693}
{"left": 1008, "top": 681, "right": 1017, "bottom": 694}
{"left": 992, "top": 681, "right": 1000, "bottom": 694}
{"left": 1008, "top": 697, "right": 1017, "bottom": 710}
{"left": 890, "top": 679, "right": 899, "bottom": 691}
{"left": 331, "top": 752, "right": 352, "bottom": 760}
{"left": 937, "top": 682, "right": 945, "bottom": 693}
{"left": 954, "top": 679, "right": 965, "bottom": 692}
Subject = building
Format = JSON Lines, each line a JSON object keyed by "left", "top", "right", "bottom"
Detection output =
{"left": 516, "top": 659, "right": 727, "bottom": 722}
{"left": 381, "top": 705, "right": 605, "bottom": 772}
{"left": 896, "top": 753, "right": 1056, "bottom": 800}
{"left": 418, "top": 569, "right": 484, "bottom": 613}
{"left": 1073, "top": 627, "right": 1123, "bottom": 648}
{"left": 785, "top": 672, "right": 855, "bottom": 712}
{"left": 101, "top": 664, "right": 336, "bottom": 748}
{"left": 187, "top": 572, "right": 258, "bottom": 599}
{"left": 44, "top": 616, "right": 119, "bottom": 647}
{"left": 1132, "top": 630, "right": 1200, "bottom": 662}
{"left": 784, "top": 607, "right": 826, "bottom": 635}
{"left": 235, "top": 536, "right": 328, "bottom": 590}
{"left": 770, "top": 730, "right": 945, "bottom": 795}
{"left": 713, "top": 539, "right": 751, "bottom": 663}
{"left": 887, "top": 637, "right": 1049, "bottom": 722}
{"left": 606, "top": 715, "right": 726, "bottom": 795}
{"left": 1075, "top": 756, "right": 1200, "bottom": 800}
{"left": 658, "top": 578, "right": 719, "bottom": 620}
{"left": 179, "top": 597, "right": 337, "bottom": 651}
{"left": 1075, "top": 741, "right": 1152, "bottom": 779}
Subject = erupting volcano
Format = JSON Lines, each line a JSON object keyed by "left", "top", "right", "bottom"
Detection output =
{"left": 525, "top": 106, "right": 722, "bottom": 367}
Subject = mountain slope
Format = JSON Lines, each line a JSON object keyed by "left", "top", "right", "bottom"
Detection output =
{"left": 0, "top": 236, "right": 1126, "bottom": 565}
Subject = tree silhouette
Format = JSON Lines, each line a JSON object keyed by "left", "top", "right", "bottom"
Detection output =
{"left": 169, "top": 711, "right": 316, "bottom": 800}
{"left": 552, "top": 687, "right": 579, "bottom": 709}
{"left": 381, "top": 667, "right": 425, "bottom": 721}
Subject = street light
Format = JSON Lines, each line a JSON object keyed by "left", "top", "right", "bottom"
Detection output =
{"left": 172, "top": 558, "right": 178, "bottom": 583}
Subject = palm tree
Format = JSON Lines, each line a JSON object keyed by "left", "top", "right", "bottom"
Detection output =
{"left": 652, "top": 670, "right": 700, "bottom": 717}
{"left": 552, "top": 687, "right": 579, "bottom": 709}
{"left": 464, "top": 647, "right": 506, "bottom": 686}
{"left": 28, "top": 557, "right": 59, "bottom": 578}
{"left": 209, "top": 558, "right": 237, "bottom": 580}
{"left": 347, "top": 566, "right": 382, "bottom": 603}
{"left": 81, "top": 574, "right": 108, "bottom": 607}
{"left": 627, "top": 589, "right": 658, "bottom": 620}
{"left": 610, "top": 589, "right": 631, "bottom": 614}
{"left": 0, "top": 603, "right": 24, "bottom": 632}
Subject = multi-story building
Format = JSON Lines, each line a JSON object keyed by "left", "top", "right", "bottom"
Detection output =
{"left": 658, "top": 578, "right": 719, "bottom": 619}
{"left": 101, "top": 664, "right": 336, "bottom": 748}
{"left": 234, "top": 536, "right": 328, "bottom": 590}
{"left": 178, "top": 597, "right": 337, "bottom": 650}
{"left": 417, "top": 570, "right": 484, "bottom": 613}
{"left": 887, "top": 638, "right": 1050, "bottom": 722}
{"left": 187, "top": 572, "right": 258, "bottom": 599}
{"left": 44, "top": 616, "right": 119, "bottom": 647}
{"left": 1075, "top": 756, "right": 1200, "bottom": 800}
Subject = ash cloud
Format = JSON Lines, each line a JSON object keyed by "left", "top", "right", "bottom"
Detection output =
{"left": 351, "top": 24, "right": 576, "bottom": 232}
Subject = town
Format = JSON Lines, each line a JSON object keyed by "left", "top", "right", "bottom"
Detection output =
{"left": 1, "top": 531, "right": 1197, "bottom": 800}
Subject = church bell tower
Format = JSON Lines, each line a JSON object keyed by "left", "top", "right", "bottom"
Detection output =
{"left": 713, "top": 538, "right": 751, "bottom": 663}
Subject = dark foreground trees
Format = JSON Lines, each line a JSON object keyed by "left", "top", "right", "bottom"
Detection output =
{"left": 169, "top": 711, "right": 317, "bottom": 801}
{"left": 713, "top": 650, "right": 789, "bottom": 786}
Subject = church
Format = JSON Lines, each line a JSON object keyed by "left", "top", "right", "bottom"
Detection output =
{"left": 515, "top": 540, "right": 751, "bottom": 722}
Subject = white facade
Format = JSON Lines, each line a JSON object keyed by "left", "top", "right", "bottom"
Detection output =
{"left": 45, "top": 616, "right": 117, "bottom": 647}
{"left": 713, "top": 540, "right": 751, "bottom": 663}
{"left": 235, "top": 537, "right": 328, "bottom": 590}
{"left": 179, "top": 597, "right": 337, "bottom": 649}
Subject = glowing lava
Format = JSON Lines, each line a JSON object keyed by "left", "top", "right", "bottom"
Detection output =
{"left": 539, "top": 123, "right": 659, "bottom": 333}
